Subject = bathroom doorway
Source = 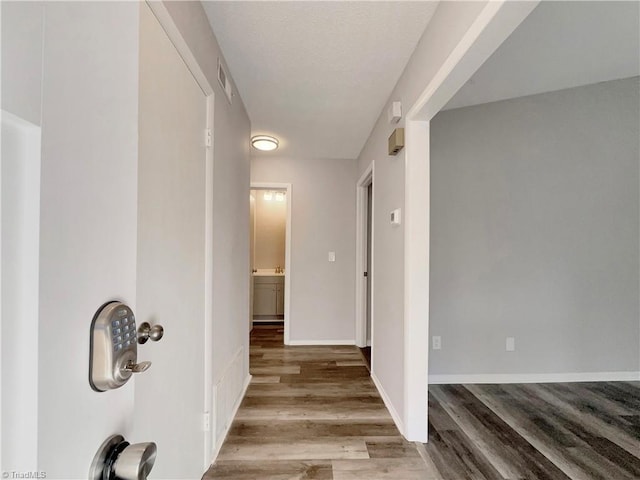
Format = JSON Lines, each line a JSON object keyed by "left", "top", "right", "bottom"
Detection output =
{"left": 249, "top": 183, "right": 292, "bottom": 344}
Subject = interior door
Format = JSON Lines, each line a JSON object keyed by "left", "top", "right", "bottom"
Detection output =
{"left": 366, "top": 183, "right": 373, "bottom": 346}
{"left": 135, "top": 4, "right": 207, "bottom": 479}
{"left": 249, "top": 194, "right": 255, "bottom": 328}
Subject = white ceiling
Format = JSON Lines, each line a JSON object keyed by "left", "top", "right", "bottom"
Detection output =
{"left": 203, "top": 1, "right": 438, "bottom": 159}
{"left": 444, "top": 1, "right": 640, "bottom": 111}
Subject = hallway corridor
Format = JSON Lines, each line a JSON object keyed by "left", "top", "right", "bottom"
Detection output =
{"left": 203, "top": 325, "right": 430, "bottom": 479}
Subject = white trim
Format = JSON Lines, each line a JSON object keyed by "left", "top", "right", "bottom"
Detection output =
{"left": 146, "top": 1, "right": 214, "bottom": 96}
{"left": 209, "top": 374, "right": 252, "bottom": 464}
{"left": 355, "top": 162, "right": 373, "bottom": 348}
{"left": 371, "top": 372, "right": 405, "bottom": 437}
{"left": 407, "top": 1, "right": 539, "bottom": 121}
{"left": 401, "top": 0, "right": 539, "bottom": 443}
{"left": 1, "top": 111, "right": 42, "bottom": 471}
{"left": 287, "top": 339, "right": 355, "bottom": 346}
{"left": 428, "top": 371, "right": 640, "bottom": 385}
{"left": 144, "top": 1, "right": 217, "bottom": 468}
{"left": 250, "top": 182, "right": 292, "bottom": 345}
{"left": 202, "top": 95, "right": 215, "bottom": 466}
{"left": 403, "top": 120, "right": 430, "bottom": 443}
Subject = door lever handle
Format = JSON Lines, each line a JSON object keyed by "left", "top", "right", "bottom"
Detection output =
{"left": 137, "top": 322, "right": 164, "bottom": 344}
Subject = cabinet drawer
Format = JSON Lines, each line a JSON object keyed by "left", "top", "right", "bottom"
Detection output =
{"left": 253, "top": 275, "right": 285, "bottom": 285}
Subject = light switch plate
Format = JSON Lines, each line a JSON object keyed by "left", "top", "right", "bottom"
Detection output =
{"left": 390, "top": 208, "right": 401, "bottom": 225}
{"left": 328, "top": 251, "right": 336, "bottom": 262}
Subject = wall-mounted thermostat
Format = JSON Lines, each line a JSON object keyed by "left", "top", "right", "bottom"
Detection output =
{"left": 390, "top": 208, "right": 401, "bottom": 226}
{"left": 388, "top": 101, "right": 402, "bottom": 124}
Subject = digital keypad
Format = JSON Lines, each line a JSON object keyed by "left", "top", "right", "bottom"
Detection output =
{"left": 112, "top": 316, "right": 136, "bottom": 351}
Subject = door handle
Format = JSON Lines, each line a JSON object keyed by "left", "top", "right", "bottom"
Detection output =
{"left": 137, "top": 322, "right": 164, "bottom": 344}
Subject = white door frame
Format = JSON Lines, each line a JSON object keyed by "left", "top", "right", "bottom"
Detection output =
{"left": 250, "top": 182, "right": 292, "bottom": 345}
{"left": 0, "top": 111, "right": 41, "bottom": 472}
{"left": 401, "top": 1, "right": 539, "bottom": 442}
{"left": 144, "top": 1, "right": 217, "bottom": 467}
{"left": 355, "top": 162, "right": 374, "bottom": 349}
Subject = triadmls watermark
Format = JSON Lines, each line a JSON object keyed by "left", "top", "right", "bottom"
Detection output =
{"left": 2, "top": 472, "right": 46, "bottom": 479}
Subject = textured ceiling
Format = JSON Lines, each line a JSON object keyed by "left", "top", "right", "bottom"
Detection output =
{"left": 444, "top": 1, "right": 640, "bottom": 111}
{"left": 203, "top": 1, "right": 438, "bottom": 159}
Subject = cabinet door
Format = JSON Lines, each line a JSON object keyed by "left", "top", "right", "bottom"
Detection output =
{"left": 276, "top": 285, "right": 284, "bottom": 315}
{"left": 254, "top": 284, "right": 277, "bottom": 315}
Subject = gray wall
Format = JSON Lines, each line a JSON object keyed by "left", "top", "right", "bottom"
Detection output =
{"left": 355, "top": 0, "right": 490, "bottom": 424}
{"left": 430, "top": 77, "right": 640, "bottom": 376}
{"left": 252, "top": 157, "right": 357, "bottom": 342}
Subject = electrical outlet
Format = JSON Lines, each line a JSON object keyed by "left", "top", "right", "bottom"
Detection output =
{"left": 506, "top": 337, "right": 515, "bottom": 352}
{"left": 432, "top": 336, "right": 441, "bottom": 350}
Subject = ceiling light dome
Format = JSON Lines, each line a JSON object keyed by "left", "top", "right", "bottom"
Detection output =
{"left": 251, "top": 135, "right": 279, "bottom": 151}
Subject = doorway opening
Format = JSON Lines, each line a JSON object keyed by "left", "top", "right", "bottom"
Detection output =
{"left": 355, "top": 163, "right": 374, "bottom": 370}
{"left": 249, "top": 183, "right": 292, "bottom": 345}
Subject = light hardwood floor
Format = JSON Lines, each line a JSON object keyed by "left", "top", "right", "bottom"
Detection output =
{"left": 204, "top": 325, "right": 640, "bottom": 479}
{"left": 204, "top": 324, "right": 429, "bottom": 479}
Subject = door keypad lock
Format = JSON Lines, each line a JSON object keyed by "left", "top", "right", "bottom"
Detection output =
{"left": 90, "top": 301, "right": 162, "bottom": 392}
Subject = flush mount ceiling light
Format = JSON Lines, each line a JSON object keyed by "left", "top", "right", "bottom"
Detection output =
{"left": 251, "top": 135, "right": 279, "bottom": 151}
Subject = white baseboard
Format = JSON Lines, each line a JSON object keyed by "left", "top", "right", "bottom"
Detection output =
{"left": 287, "top": 339, "right": 355, "bottom": 346}
{"left": 371, "top": 372, "right": 405, "bottom": 436}
{"left": 209, "top": 374, "right": 252, "bottom": 463}
{"left": 428, "top": 371, "right": 640, "bottom": 385}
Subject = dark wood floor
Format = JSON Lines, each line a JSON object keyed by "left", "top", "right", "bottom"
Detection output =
{"left": 204, "top": 325, "right": 640, "bottom": 479}
{"left": 423, "top": 382, "right": 640, "bottom": 480}
{"left": 359, "top": 346, "right": 371, "bottom": 370}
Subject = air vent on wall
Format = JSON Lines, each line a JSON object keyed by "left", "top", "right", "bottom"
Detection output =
{"left": 217, "top": 58, "right": 233, "bottom": 104}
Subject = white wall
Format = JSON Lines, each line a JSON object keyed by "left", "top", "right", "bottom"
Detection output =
{"left": 253, "top": 191, "right": 286, "bottom": 270}
{"left": 430, "top": 77, "right": 640, "bottom": 379}
{"left": 1, "top": 1, "right": 252, "bottom": 476}
{"left": 252, "top": 157, "right": 357, "bottom": 343}
{"left": 36, "top": 3, "right": 140, "bottom": 478}
{"left": 0, "top": 2, "right": 44, "bottom": 126}
{"left": 356, "top": 0, "right": 489, "bottom": 429}
{"left": 162, "top": 0, "right": 252, "bottom": 458}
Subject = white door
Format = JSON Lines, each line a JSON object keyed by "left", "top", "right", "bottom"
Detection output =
{"left": 135, "top": 4, "right": 207, "bottom": 479}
